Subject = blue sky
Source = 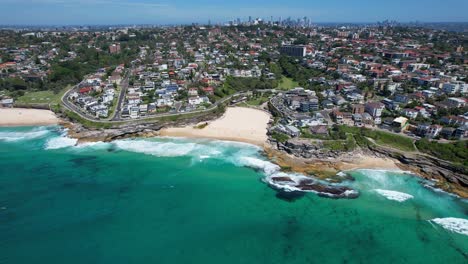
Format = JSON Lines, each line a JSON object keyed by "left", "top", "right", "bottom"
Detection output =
{"left": 1, "top": 0, "right": 467, "bottom": 25}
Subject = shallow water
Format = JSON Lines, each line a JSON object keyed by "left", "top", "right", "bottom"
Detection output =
{"left": 0, "top": 126, "right": 467, "bottom": 263}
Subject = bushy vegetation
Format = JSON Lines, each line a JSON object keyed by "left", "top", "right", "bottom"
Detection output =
{"left": 47, "top": 46, "right": 135, "bottom": 93}
{"left": 416, "top": 139, "right": 468, "bottom": 166}
{"left": 331, "top": 125, "right": 415, "bottom": 151}
{"left": 271, "top": 132, "right": 289, "bottom": 143}
{"left": 224, "top": 76, "right": 277, "bottom": 91}
{"left": 277, "top": 56, "right": 325, "bottom": 87}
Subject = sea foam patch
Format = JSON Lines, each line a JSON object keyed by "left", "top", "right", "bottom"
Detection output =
{"left": 0, "top": 127, "right": 50, "bottom": 142}
{"left": 45, "top": 136, "right": 78, "bottom": 149}
{"left": 430, "top": 218, "right": 468, "bottom": 236}
{"left": 114, "top": 139, "right": 197, "bottom": 157}
{"left": 374, "top": 189, "right": 414, "bottom": 202}
{"left": 47, "top": 136, "right": 358, "bottom": 198}
{"left": 112, "top": 138, "right": 231, "bottom": 158}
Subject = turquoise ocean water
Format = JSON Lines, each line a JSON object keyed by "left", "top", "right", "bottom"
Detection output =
{"left": 0, "top": 126, "right": 467, "bottom": 263}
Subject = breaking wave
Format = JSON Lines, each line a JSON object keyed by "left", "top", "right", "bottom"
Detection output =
{"left": 114, "top": 140, "right": 197, "bottom": 157}
{"left": 230, "top": 155, "right": 358, "bottom": 198}
{"left": 113, "top": 138, "right": 226, "bottom": 158}
{"left": 0, "top": 127, "right": 51, "bottom": 142}
{"left": 45, "top": 136, "right": 78, "bottom": 149}
{"left": 430, "top": 218, "right": 468, "bottom": 236}
{"left": 234, "top": 156, "right": 280, "bottom": 175}
{"left": 374, "top": 189, "right": 414, "bottom": 202}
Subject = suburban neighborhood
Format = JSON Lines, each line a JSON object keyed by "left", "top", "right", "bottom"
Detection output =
{"left": 0, "top": 21, "right": 466, "bottom": 141}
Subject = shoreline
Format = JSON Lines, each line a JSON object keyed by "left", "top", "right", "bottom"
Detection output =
{"left": 0, "top": 108, "right": 60, "bottom": 127}
{"left": 157, "top": 107, "right": 405, "bottom": 181}
{"left": 159, "top": 107, "right": 271, "bottom": 147}
{"left": 263, "top": 146, "right": 401, "bottom": 178}
{"left": 3, "top": 105, "right": 465, "bottom": 198}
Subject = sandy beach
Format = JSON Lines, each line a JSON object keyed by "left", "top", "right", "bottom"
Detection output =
{"left": 160, "top": 107, "right": 271, "bottom": 146}
{"left": 0, "top": 108, "right": 59, "bottom": 126}
{"left": 160, "top": 106, "right": 401, "bottom": 172}
{"left": 338, "top": 154, "right": 401, "bottom": 171}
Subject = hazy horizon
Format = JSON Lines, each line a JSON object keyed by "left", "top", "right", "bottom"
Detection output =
{"left": 0, "top": 0, "right": 467, "bottom": 25}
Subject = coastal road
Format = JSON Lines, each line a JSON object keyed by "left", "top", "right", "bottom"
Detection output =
{"left": 61, "top": 85, "right": 244, "bottom": 125}
{"left": 110, "top": 70, "right": 130, "bottom": 121}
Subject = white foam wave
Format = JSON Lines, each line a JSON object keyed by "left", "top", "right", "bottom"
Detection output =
{"left": 337, "top": 171, "right": 347, "bottom": 177}
{"left": 264, "top": 172, "right": 311, "bottom": 192}
{"left": 114, "top": 140, "right": 197, "bottom": 157}
{"left": 0, "top": 128, "right": 50, "bottom": 142}
{"left": 235, "top": 156, "right": 280, "bottom": 175}
{"left": 430, "top": 218, "right": 468, "bottom": 236}
{"left": 374, "top": 189, "right": 414, "bottom": 202}
{"left": 45, "top": 136, "right": 78, "bottom": 149}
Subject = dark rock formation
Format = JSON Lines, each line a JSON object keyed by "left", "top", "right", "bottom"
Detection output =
{"left": 277, "top": 138, "right": 342, "bottom": 159}
{"left": 272, "top": 137, "right": 468, "bottom": 196}
{"left": 268, "top": 176, "right": 360, "bottom": 199}
{"left": 368, "top": 144, "right": 468, "bottom": 188}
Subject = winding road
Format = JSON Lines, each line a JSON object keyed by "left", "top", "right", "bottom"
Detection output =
{"left": 61, "top": 82, "right": 243, "bottom": 124}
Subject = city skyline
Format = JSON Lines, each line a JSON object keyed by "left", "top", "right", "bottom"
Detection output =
{"left": 0, "top": 0, "right": 467, "bottom": 25}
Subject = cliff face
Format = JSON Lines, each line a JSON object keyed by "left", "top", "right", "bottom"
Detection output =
{"left": 369, "top": 144, "right": 468, "bottom": 188}
{"left": 275, "top": 138, "right": 343, "bottom": 159}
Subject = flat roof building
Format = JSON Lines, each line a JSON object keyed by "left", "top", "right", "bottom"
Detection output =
{"left": 280, "top": 45, "right": 306, "bottom": 57}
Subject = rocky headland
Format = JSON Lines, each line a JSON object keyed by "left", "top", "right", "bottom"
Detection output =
{"left": 59, "top": 108, "right": 468, "bottom": 198}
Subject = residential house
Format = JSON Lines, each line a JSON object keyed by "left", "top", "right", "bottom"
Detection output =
{"left": 352, "top": 104, "right": 365, "bottom": 114}
{"left": 446, "top": 97, "right": 466, "bottom": 108}
{"left": 454, "top": 125, "right": 468, "bottom": 139}
{"left": 332, "top": 110, "right": 344, "bottom": 124}
{"left": 309, "top": 125, "right": 328, "bottom": 135}
{"left": 441, "top": 116, "right": 468, "bottom": 127}
{"left": 365, "top": 102, "right": 385, "bottom": 118}
{"left": 272, "top": 124, "right": 301, "bottom": 137}
{"left": 401, "top": 108, "right": 419, "bottom": 119}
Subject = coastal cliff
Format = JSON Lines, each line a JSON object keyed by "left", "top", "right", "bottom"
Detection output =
{"left": 268, "top": 137, "right": 468, "bottom": 198}
{"left": 368, "top": 144, "right": 468, "bottom": 197}
{"left": 60, "top": 107, "right": 468, "bottom": 198}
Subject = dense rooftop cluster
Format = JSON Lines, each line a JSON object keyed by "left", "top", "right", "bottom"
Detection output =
{"left": 0, "top": 24, "right": 466, "bottom": 139}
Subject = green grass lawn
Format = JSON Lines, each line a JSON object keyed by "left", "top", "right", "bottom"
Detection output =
{"left": 16, "top": 86, "right": 70, "bottom": 106}
{"left": 277, "top": 76, "right": 299, "bottom": 90}
{"left": 246, "top": 96, "right": 269, "bottom": 106}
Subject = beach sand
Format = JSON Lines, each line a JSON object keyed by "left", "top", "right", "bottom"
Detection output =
{"left": 160, "top": 107, "right": 271, "bottom": 146}
{"left": 0, "top": 108, "right": 59, "bottom": 126}
{"left": 161, "top": 106, "right": 400, "bottom": 173}
{"left": 338, "top": 154, "right": 401, "bottom": 171}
